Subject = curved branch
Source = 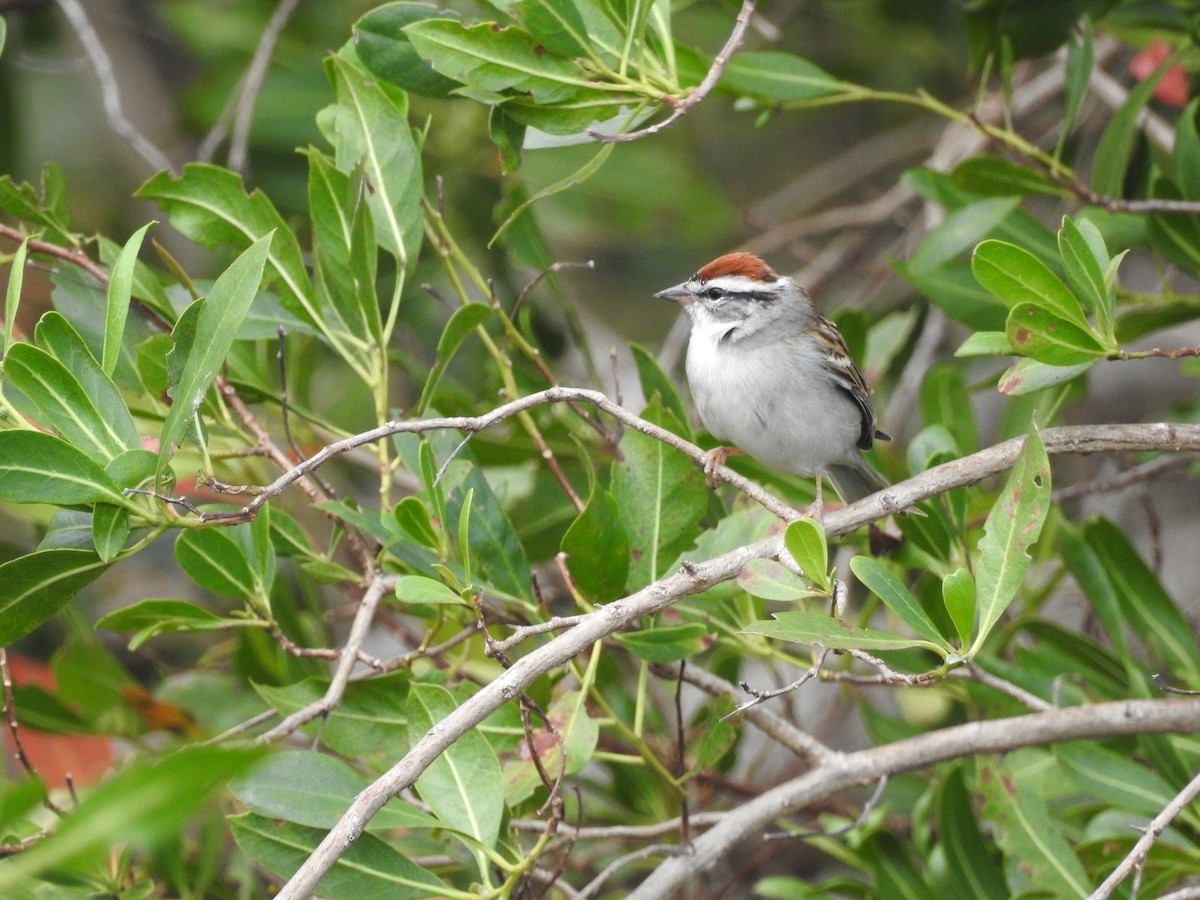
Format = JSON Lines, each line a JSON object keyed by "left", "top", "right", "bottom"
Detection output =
{"left": 274, "top": 418, "right": 1200, "bottom": 898}
{"left": 588, "top": 0, "right": 757, "bottom": 144}
{"left": 631, "top": 699, "right": 1200, "bottom": 898}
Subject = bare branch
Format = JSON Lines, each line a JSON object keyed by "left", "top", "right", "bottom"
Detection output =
{"left": 588, "top": 0, "right": 757, "bottom": 143}
{"left": 1089, "top": 769, "right": 1200, "bottom": 899}
{"left": 1, "top": 649, "right": 65, "bottom": 816}
{"left": 54, "top": 0, "right": 174, "bottom": 174}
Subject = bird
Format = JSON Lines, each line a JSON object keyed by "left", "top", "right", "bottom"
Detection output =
{"left": 655, "top": 251, "right": 892, "bottom": 517}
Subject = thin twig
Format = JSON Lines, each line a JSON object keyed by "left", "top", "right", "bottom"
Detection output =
{"left": 727, "top": 648, "right": 830, "bottom": 718}
{"left": 227, "top": 0, "right": 304, "bottom": 172}
{"left": 764, "top": 773, "right": 889, "bottom": 840}
{"left": 962, "top": 661, "right": 1054, "bottom": 712}
{"left": 511, "top": 260, "right": 595, "bottom": 317}
{"left": 1, "top": 650, "right": 65, "bottom": 816}
{"left": 54, "top": 0, "right": 174, "bottom": 174}
{"left": 1089, "top": 769, "right": 1200, "bottom": 899}
{"left": 1054, "top": 456, "right": 1189, "bottom": 502}
{"left": 488, "top": 616, "right": 589, "bottom": 656}
{"left": 254, "top": 571, "right": 389, "bottom": 745}
{"left": 576, "top": 844, "right": 686, "bottom": 899}
{"left": 589, "top": 0, "right": 757, "bottom": 143}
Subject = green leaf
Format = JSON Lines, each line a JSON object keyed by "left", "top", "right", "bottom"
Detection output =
{"left": 321, "top": 55, "right": 424, "bottom": 271}
{"left": 851, "top": 556, "right": 951, "bottom": 652}
{"left": 1056, "top": 742, "right": 1179, "bottom": 819}
{"left": 936, "top": 766, "right": 1009, "bottom": 900}
{"left": 719, "top": 51, "right": 845, "bottom": 102}
{"left": 157, "top": 234, "right": 271, "bottom": 484}
{"left": 91, "top": 503, "right": 129, "bottom": 562}
{"left": 393, "top": 574, "right": 467, "bottom": 605}
{"left": 0, "top": 549, "right": 109, "bottom": 645}
{"left": 616, "top": 623, "right": 709, "bottom": 663}
{"left": 969, "top": 429, "right": 1050, "bottom": 654}
{"left": 737, "top": 558, "right": 825, "bottom": 601}
{"left": 972, "top": 239, "right": 1088, "bottom": 329}
{"left": 354, "top": 2, "right": 462, "bottom": 98}
{"left": 105, "top": 448, "right": 157, "bottom": 491}
{"left": 393, "top": 495, "right": 441, "bottom": 549}
{"left": 907, "top": 196, "right": 1021, "bottom": 275}
{"left": 1057, "top": 216, "right": 1110, "bottom": 330}
{"left": 611, "top": 398, "right": 707, "bottom": 588}
{"left": 919, "top": 364, "right": 979, "bottom": 454}
{"left": 561, "top": 486, "right": 630, "bottom": 602}
{"left": 1083, "top": 517, "right": 1200, "bottom": 683}
{"left": 0, "top": 746, "right": 263, "bottom": 890}
{"left": 1172, "top": 98, "right": 1200, "bottom": 199}
{"left": 1092, "top": 55, "right": 1167, "bottom": 197}
{"left": 229, "top": 813, "right": 445, "bottom": 899}
{"left": 978, "top": 756, "right": 1090, "bottom": 899}
{"left": 1057, "top": 18, "right": 1092, "bottom": 157}
{"left": 404, "top": 19, "right": 585, "bottom": 104}
{"left": 175, "top": 528, "right": 260, "bottom": 599}
{"left": 231, "top": 751, "right": 439, "bottom": 832}
{"left": 1005, "top": 302, "right": 1107, "bottom": 365}
{"left": 137, "top": 164, "right": 316, "bottom": 328}
{"left": 4, "top": 344, "right": 132, "bottom": 463}
{"left": 517, "top": 0, "right": 591, "bottom": 58}
{"left": 3, "top": 238, "right": 27, "bottom": 358}
{"left": 1057, "top": 524, "right": 1126, "bottom": 656}
{"left": 898, "top": 260, "right": 1009, "bottom": 332}
{"left": 96, "top": 598, "right": 260, "bottom": 650}
{"left": 784, "top": 518, "right": 829, "bottom": 591}
{"left": 491, "top": 143, "right": 613, "bottom": 243}
{"left": 744, "top": 609, "right": 947, "bottom": 654}
{"left": 407, "top": 683, "right": 504, "bottom": 857}
{"left": 0, "top": 430, "right": 125, "bottom": 506}
{"left": 504, "top": 689, "right": 599, "bottom": 805}
{"left": 996, "top": 358, "right": 1093, "bottom": 396}
{"left": 416, "top": 303, "right": 491, "bottom": 413}
{"left": 306, "top": 150, "right": 381, "bottom": 347}
{"left": 950, "top": 156, "right": 1068, "bottom": 199}
{"left": 941, "top": 569, "right": 975, "bottom": 649}
{"left": 256, "top": 674, "right": 410, "bottom": 759}
{"left": 103, "top": 222, "right": 153, "bottom": 376}
{"left": 629, "top": 343, "right": 689, "bottom": 433}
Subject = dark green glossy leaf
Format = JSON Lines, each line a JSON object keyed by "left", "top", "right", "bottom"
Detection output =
{"left": 1056, "top": 742, "right": 1177, "bottom": 818}
{"left": 91, "top": 503, "right": 129, "bottom": 562}
{"left": 256, "top": 675, "right": 410, "bottom": 759}
{"left": 0, "top": 549, "right": 108, "bottom": 645}
{"left": 629, "top": 343, "right": 689, "bottom": 434}
{"left": 1172, "top": 98, "right": 1200, "bottom": 199}
{"left": 0, "top": 430, "right": 125, "bottom": 506}
{"left": 896, "top": 260, "right": 1008, "bottom": 332}
{"left": 561, "top": 486, "right": 630, "bottom": 602}
{"left": 936, "top": 766, "right": 1008, "bottom": 900}
{"left": 393, "top": 495, "right": 440, "bottom": 549}
{"left": 137, "top": 164, "right": 316, "bottom": 327}
{"left": 354, "top": 2, "right": 462, "bottom": 97}
{"left": 951, "top": 156, "right": 1067, "bottom": 198}
{"left": 1092, "top": 57, "right": 1167, "bottom": 197}
{"left": 919, "top": 364, "right": 979, "bottom": 454}
{"left": 517, "top": 0, "right": 590, "bottom": 58}
{"left": 175, "top": 528, "right": 259, "bottom": 599}
{"left": 851, "top": 556, "right": 949, "bottom": 651}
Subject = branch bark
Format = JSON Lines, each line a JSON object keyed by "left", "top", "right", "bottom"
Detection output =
{"left": 273, "top": 415, "right": 1200, "bottom": 898}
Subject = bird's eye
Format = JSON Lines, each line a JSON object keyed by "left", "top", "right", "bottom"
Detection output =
{"left": 703, "top": 286, "right": 725, "bottom": 300}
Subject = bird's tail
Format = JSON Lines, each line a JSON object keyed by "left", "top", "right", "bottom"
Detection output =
{"left": 826, "top": 460, "right": 889, "bottom": 505}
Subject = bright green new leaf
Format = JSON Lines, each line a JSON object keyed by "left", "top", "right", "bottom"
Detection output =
{"left": 783, "top": 518, "right": 829, "bottom": 591}
{"left": 969, "top": 428, "right": 1050, "bottom": 654}
{"left": 941, "top": 569, "right": 975, "bottom": 648}
{"left": 0, "top": 430, "right": 125, "bottom": 506}
{"left": 3, "top": 238, "right": 26, "bottom": 357}
{"left": 156, "top": 234, "right": 271, "bottom": 484}
{"left": 1057, "top": 217, "right": 1109, "bottom": 329}
{"left": 744, "top": 609, "right": 948, "bottom": 655}
{"left": 0, "top": 549, "right": 109, "bottom": 646}
{"left": 972, "top": 239, "right": 1089, "bottom": 330}
{"left": 955, "top": 331, "right": 1013, "bottom": 357}
{"left": 103, "top": 222, "right": 154, "bottom": 376}
{"left": 1005, "top": 302, "right": 1108, "bottom": 365}
{"left": 851, "top": 555, "right": 950, "bottom": 651}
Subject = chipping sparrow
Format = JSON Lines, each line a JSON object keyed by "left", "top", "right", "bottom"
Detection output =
{"left": 655, "top": 252, "right": 891, "bottom": 512}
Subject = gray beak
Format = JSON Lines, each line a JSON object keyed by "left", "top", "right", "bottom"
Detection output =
{"left": 654, "top": 283, "right": 693, "bottom": 305}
